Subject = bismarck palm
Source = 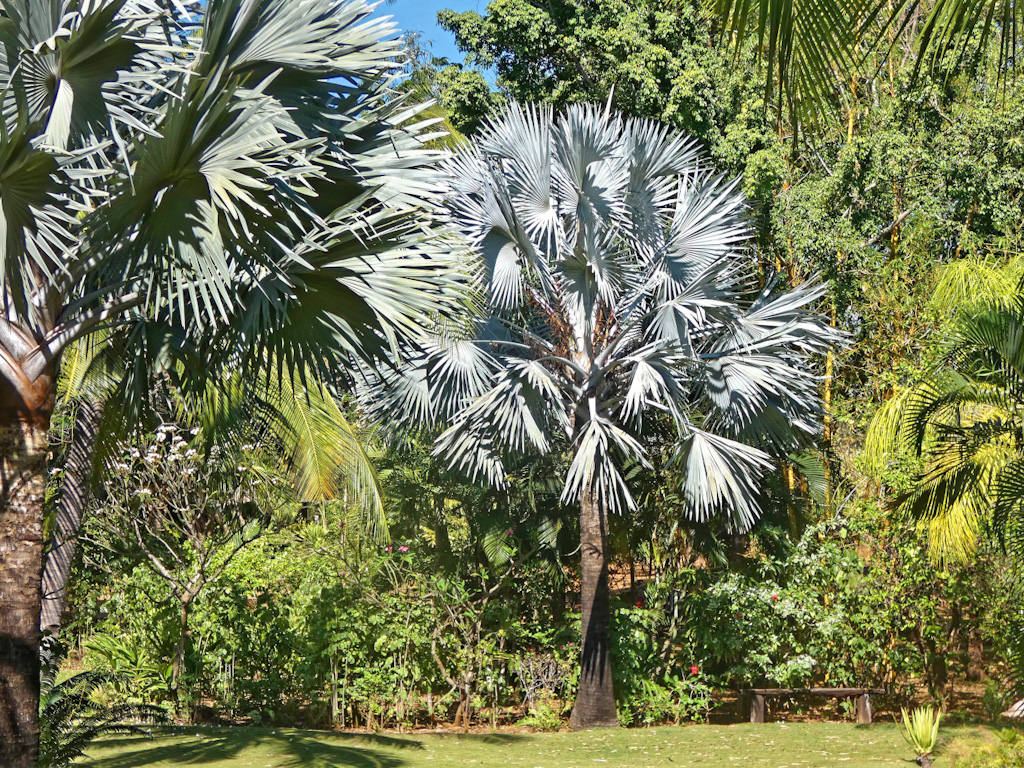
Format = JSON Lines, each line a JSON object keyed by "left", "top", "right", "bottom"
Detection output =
{"left": 375, "top": 102, "right": 843, "bottom": 729}
{"left": 0, "top": 1, "right": 458, "bottom": 765}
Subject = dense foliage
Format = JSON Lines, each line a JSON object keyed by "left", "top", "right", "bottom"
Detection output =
{"left": 50, "top": 0, "right": 1024, "bottom": 737}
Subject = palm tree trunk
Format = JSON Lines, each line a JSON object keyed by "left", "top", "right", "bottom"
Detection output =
{"left": 40, "top": 400, "right": 101, "bottom": 636}
{"left": 0, "top": 374, "right": 55, "bottom": 768}
{"left": 569, "top": 484, "right": 618, "bottom": 730}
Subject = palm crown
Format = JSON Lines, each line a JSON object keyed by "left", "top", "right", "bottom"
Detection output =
{"left": 0, "top": 0, "right": 459, "bottom": 398}
{"left": 867, "top": 293, "right": 1024, "bottom": 563}
{"left": 383, "top": 102, "right": 842, "bottom": 530}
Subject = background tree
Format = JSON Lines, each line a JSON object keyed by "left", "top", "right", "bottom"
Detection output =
{"left": 85, "top": 427, "right": 291, "bottom": 707}
{"left": 375, "top": 101, "right": 841, "bottom": 728}
{"left": 0, "top": 0, "right": 459, "bottom": 764}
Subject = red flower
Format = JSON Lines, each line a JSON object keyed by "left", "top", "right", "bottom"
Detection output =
{"left": 690, "top": 665, "right": 699, "bottom": 675}
{"left": 771, "top": 593, "right": 779, "bottom": 601}
{"left": 735, "top": 613, "right": 742, "bottom": 619}
{"left": 635, "top": 599, "right": 644, "bottom": 608}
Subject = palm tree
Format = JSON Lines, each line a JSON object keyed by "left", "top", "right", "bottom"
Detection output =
{"left": 866, "top": 291, "right": 1024, "bottom": 563}
{"left": 375, "top": 102, "right": 842, "bottom": 729}
{"left": 0, "top": 1, "right": 458, "bottom": 765}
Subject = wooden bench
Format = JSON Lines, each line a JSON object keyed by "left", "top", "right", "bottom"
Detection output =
{"left": 740, "top": 687, "right": 886, "bottom": 724}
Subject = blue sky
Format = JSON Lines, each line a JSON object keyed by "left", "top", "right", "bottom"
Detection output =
{"left": 383, "top": 0, "right": 488, "bottom": 63}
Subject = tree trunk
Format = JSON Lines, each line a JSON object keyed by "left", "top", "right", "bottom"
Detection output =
{"left": 569, "top": 485, "right": 618, "bottom": 730}
{"left": 40, "top": 400, "right": 101, "bottom": 636}
{"left": 172, "top": 598, "right": 191, "bottom": 712}
{"left": 0, "top": 374, "right": 55, "bottom": 768}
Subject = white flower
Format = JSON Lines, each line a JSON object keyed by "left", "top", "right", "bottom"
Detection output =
{"left": 49, "top": 468, "right": 61, "bottom": 476}
{"left": 135, "top": 488, "right": 153, "bottom": 497}
{"left": 155, "top": 431, "right": 167, "bottom": 442}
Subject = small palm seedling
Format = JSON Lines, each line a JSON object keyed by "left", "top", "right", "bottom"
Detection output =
{"left": 900, "top": 706, "right": 941, "bottom": 768}
{"left": 39, "top": 640, "right": 165, "bottom": 768}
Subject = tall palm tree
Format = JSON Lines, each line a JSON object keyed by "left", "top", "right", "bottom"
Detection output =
{"left": 866, "top": 291, "right": 1024, "bottom": 563}
{"left": 0, "top": 1, "right": 458, "bottom": 765}
{"left": 374, "top": 102, "right": 842, "bottom": 729}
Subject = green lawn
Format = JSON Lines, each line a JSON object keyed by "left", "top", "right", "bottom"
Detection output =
{"left": 78, "top": 722, "right": 977, "bottom": 767}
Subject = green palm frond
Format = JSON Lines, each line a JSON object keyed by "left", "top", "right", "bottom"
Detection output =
{"left": 930, "top": 257, "right": 1024, "bottom": 314}
{"left": 263, "top": 371, "right": 386, "bottom": 539}
{"left": 913, "top": 0, "right": 1023, "bottom": 84}
{"left": 708, "top": 0, "right": 869, "bottom": 134}
{"left": 867, "top": 292, "right": 1024, "bottom": 562}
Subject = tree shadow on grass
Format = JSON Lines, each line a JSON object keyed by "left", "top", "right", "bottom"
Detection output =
{"left": 86, "top": 726, "right": 425, "bottom": 768}
{"left": 419, "top": 733, "right": 525, "bottom": 746}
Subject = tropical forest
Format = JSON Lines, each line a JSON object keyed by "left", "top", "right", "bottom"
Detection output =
{"left": 0, "top": 0, "right": 1023, "bottom": 766}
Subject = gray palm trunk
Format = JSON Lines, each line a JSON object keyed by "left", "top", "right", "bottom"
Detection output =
{"left": 570, "top": 484, "right": 619, "bottom": 729}
{"left": 0, "top": 376, "right": 55, "bottom": 768}
{"left": 40, "top": 400, "right": 101, "bottom": 636}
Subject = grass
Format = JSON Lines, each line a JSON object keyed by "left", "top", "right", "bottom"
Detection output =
{"left": 77, "top": 721, "right": 980, "bottom": 767}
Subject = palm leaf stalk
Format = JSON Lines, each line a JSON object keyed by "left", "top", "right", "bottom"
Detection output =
{"left": 0, "top": 1, "right": 460, "bottom": 764}
{"left": 373, "top": 101, "right": 843, "bottom": 729}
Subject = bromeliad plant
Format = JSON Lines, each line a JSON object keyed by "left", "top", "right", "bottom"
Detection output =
{"left": 376, "top": 101, "right": 843, "bottom": 729}
{"left": 901, "top": 705, "right": 942, "bottom": 768}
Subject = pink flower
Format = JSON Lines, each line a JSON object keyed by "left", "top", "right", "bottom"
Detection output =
{"left": 505, "top": 529, "right": 514, "bottom": 536}
{"left": 399, "top": 545, "right": 409, "bottom": 553}
{"left": 690, "top": 665, "right": 699, "bottom": 675}
{"left": 384, "top": 546, "right": 393, "bottom": 553}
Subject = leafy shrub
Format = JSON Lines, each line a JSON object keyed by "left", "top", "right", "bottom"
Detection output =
{"left": 40, "top": 640, "right": 164, "bottom": 768}
{"left": 983, "top": 680, "right": 1010, "bottom": 722}
{"left": 517, "top": 701, "right": 563, "bottom": 731}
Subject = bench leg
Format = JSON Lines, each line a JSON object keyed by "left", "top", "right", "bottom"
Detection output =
{"left": 750, "top": 693, "right": 765, "bottom": 723}
{"left": 856, "top": 693, "right": 872, "bottom": 724}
